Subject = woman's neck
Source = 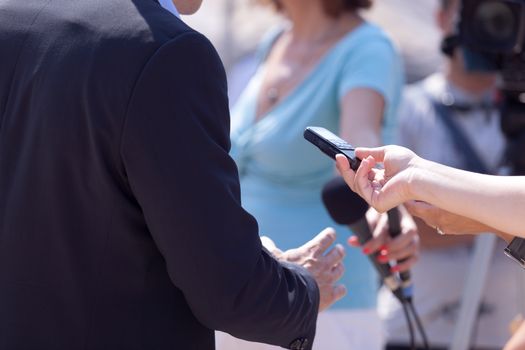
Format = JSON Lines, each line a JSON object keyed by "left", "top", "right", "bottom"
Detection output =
{"left": 280, "top": 1, "right": 361, "bottom": 43}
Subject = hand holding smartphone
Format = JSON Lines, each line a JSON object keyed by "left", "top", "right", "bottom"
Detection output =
{"left": 305, "top": 126, "right": 416, "bottom": 301}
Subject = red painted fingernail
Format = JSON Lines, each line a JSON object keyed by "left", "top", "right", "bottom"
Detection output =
{"left": 378, "top": 256, "right": 388, "bottom": 263}
{"left": 380, "top": 249, "right": 388, "bottom": 256}
{"left": 362, "top": 248, "right": 370, "bottom": 255}
{"left": 348, "top": 236, "right": 359, "bottom": 245}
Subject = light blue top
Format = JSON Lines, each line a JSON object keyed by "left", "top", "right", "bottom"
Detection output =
{"left": 230, "top": 22, "right": 403, "bottom": 309}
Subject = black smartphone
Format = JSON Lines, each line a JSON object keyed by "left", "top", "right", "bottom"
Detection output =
{"left": 303, "top": 126, "right": 361, "bottom": 171}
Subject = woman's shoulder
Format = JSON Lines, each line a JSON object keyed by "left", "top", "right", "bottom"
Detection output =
{"left": 339, "top": 21, "right": 397, "bottom": 55}
{"left": 352, "top": 21, "right": 391, "bottom": 38}
{"left": 330, "top": 21, "right": 401, "bottom": 75}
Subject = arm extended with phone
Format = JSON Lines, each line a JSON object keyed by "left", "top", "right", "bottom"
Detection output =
{"left": 304, "top": 126, "right": 429, "bottom": 349}
{"left": 304, "top": 126, "right": 412, "bottom": 292}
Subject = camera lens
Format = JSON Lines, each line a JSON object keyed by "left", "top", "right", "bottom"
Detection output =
{"left": 474, "top": 1, "right": 515, "bottom": 41}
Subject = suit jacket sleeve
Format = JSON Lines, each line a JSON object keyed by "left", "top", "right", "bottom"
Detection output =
{"left": 120, "top": 31, "right": 319, "bottom": 349}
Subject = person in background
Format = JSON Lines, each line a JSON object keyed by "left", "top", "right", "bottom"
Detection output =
{"left": 368, "top": 1, "right": 522, "bottom": 348}
{"left": 216, "top": 0, "right": 418, "bottom": 349}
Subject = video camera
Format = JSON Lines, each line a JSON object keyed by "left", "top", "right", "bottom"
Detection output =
{"left": 454, "top": 0, "right": 525, "bottom": 173}
{"left": 459, "top": 0, "right": 525, "bottom": 76}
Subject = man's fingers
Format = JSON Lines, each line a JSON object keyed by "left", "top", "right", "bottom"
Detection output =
{"left": 306, "top": 227, "right": 337, "bottom": 254}
{"left": 317, "top": 262, "right": 345, "bottom": 285}
{"left": 332, "top": 284, "right": 347, "bottom": 302}
{"left": 318, "top": 284, "right": 347, "bottom": 312}
{"left": 355, "top": 147, "right": 387, "bottom": 163}
{"left": 331, "top": 263, "right": 345, "bottom": 282}
{"left": 325, "top": 284, "right": 347, "bottom": 305}
{"left": 323, "top": 244, "right": 345, "bottom": 266}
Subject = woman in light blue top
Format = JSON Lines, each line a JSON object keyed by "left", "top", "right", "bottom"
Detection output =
{"left": 217, "top": 0, "right": 417, "bottom": 349}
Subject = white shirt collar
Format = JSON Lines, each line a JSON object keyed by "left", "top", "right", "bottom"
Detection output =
{"left": 158, "top": 0, "right": 180, "bottom": 18}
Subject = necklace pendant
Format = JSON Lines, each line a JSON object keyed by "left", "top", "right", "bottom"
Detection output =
{"left": 267, "top": 87, "right": 279, "bottom": 105}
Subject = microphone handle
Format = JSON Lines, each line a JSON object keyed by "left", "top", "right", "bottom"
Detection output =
{"left": 387, "top": 208, "right": 412, "bottom": 286}
{"left": 351, "top": 220, "right": 403, "bottom": 298}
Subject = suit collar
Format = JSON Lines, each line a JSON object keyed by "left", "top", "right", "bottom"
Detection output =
{"left": 157, "top": 0, "right": 180, "bottom": 17}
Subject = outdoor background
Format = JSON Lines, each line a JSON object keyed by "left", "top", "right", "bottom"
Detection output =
{"left": 182, "top": 0, "right": 443, "bottom": 99}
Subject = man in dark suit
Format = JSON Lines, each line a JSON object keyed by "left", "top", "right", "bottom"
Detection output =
{"left": 0, "top": 0, "right": 346, "bottom": 349}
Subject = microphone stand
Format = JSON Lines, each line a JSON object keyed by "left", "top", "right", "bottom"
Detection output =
{"left": 450, "top": 234, "right": 496, "bottom": 350}
{"left": 388, "top": 207, "right": 429, "bottom": 350}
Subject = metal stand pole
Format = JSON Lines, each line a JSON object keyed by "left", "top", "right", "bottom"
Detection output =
{"left": 450, "top": 234, "right": 497, "bottom": 350}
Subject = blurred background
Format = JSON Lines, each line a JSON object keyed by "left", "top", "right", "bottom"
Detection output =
{"left": 183, "top": 0, "right": 443, "bottom": 100}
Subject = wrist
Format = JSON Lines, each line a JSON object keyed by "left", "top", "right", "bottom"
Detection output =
{"left": 406, "top": 156, "right": 429, "bottom": 202}
{"left": 260, "top": 236, "right": 284, "bottom": 259}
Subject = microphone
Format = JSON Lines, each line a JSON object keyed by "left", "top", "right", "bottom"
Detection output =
{"left": 321, "top": 177, "right": 405, "bottom": 301}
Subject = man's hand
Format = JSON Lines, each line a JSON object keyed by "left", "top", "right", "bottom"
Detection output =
{"left": 405, "top": 201, "right": 514, "bottom": 243}
{"left": 261, "top": 228, "right": 347, "bottom": 312}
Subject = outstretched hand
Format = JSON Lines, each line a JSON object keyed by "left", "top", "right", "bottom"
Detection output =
{"left": 335, "top": 145, "right": 420, "bottom": 213}
{"left": 262, "top": 228, "right": 347, "bottom": 312}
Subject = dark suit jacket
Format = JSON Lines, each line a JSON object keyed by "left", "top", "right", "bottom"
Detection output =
{"left": 0, "top": 0, "right": 319, "bottom": 349}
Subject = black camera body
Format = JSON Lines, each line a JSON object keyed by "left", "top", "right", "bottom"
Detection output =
{"left": 456, "top": 0, "right": 525, "bottom": 174}
{"left": 459, "top": 0, "right": 525, "bottom": 93}
{"left": 459, "top": 0, "right": 525, "bottom": 72}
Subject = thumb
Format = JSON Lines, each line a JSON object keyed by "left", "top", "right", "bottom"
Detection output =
{"left": 332, "top": 284, "right": 347, "bottom": 302}
{"left": 304, "top": 227, "right": 337, "bottom": 254}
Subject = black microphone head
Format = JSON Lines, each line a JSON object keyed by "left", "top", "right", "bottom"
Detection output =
{"left": 322, "top": 177, "right": 369, "bottom": 225}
